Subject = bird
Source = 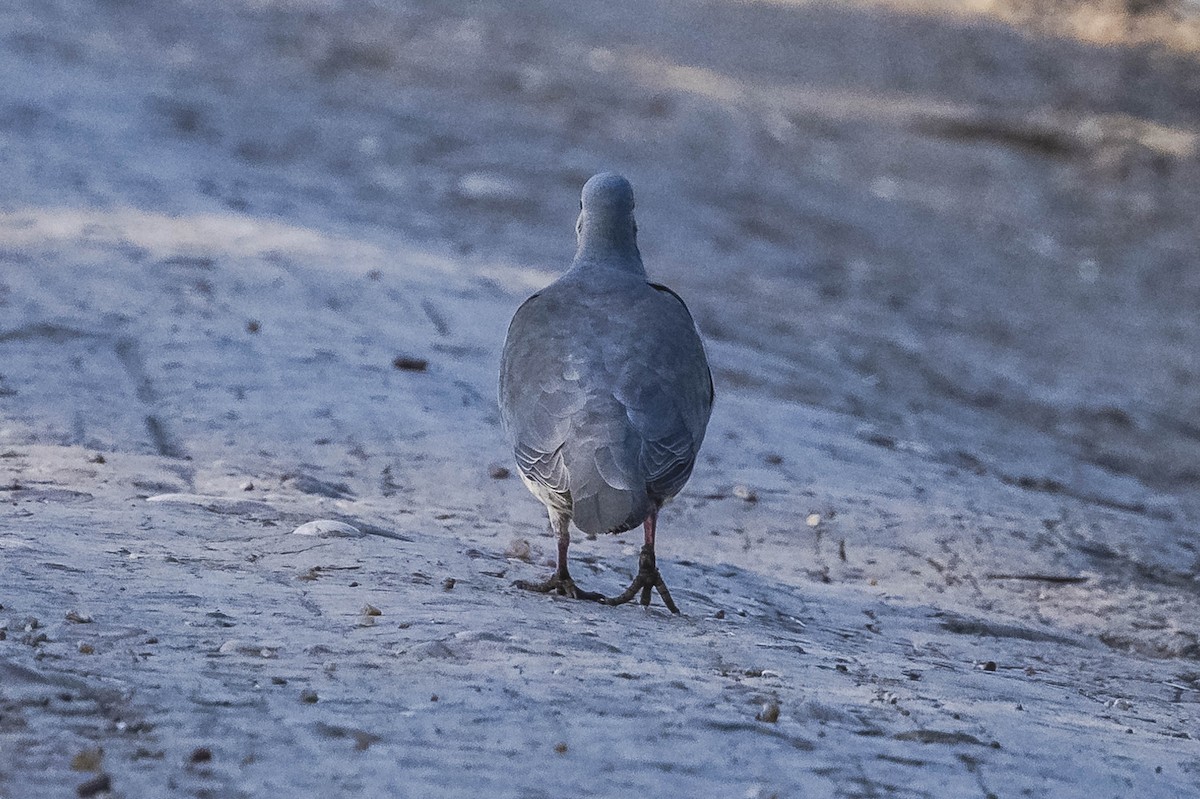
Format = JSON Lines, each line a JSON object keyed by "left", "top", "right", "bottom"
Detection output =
{"left": 498, "top": 172, "right": 713, "bottom": 613}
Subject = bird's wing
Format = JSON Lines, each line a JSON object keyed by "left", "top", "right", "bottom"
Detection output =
{"left": 616, "top": 283, "right": 714, "bottom": 502}
{"left": 498, "top": 291, "right": 585, "bottom": 500}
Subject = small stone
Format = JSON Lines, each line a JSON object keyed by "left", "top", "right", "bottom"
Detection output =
{"left": 76, "top": 774, "right": 111, "bottom": 798}
{"left": 392, "top": 355, "right": 428, "bottom": 372}
{"left": 78, "top": 642, "right": 95, "bottom": 655}
{"left": 291, "top": 520, "right": 363, "bottom": 538}
{"left": 553, "top": 742, "right": 568, "bottom": 754}
{"left": 442, "top": 578, "right": 456, "bottom": 591}
{"left": 300, "top": 689, "right": 319, "bottom": 703}
{"left": 982, "top": 661, "right": 997, "bottom": 672}
{"left": 188, "top": 747, "right": 212, "bottom": 764}
{"left": 66, "top": 610, "right": 94, "bottom": 624}
{"left": 505, "top": 538, "right": 532, "bottom": 562}
{"left": 805, "top": 513, "right": 821, "bottom": 528}
{"left": 714, "top": 610, "right": 726, "bottom": 620}
{"left": 756, "top": 702, "right": 781, "bottom": 723}
{"left": 362, "top": 604, "right": 382, "bottom": 617}
{"left": 246, "top": 320, "right": 261, "bottom": 334}
{"left": 71, "top": 747, "right": 104, "bottom": 772}
{"left": 271, "top": 676, "right": 288, "bottom": 685}
{"left": 732, "top": 485, "right": 758, "bottom": 502}
{"left": 241, "top": 481, "right": 254, "bottom": 491}
{"left": 488, "top": 464, "right": 510, "bottom": 479}
{"left": 87, "top": 452, "right": 106, "bottom": 464}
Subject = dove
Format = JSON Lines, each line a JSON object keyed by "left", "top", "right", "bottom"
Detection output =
{"left": 498, "top": 172, "right": 713, "bottom": 613}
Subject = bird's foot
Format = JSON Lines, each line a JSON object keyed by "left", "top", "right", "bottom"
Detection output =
{"left": 603, "top": 544, "right": 680, "bottom": 614}
{"left": 514, "top": 572, "right": 605, "bottom": 603}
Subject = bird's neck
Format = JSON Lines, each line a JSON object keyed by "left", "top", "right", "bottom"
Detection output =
{"left": 572, "top": 228, "right": 645, "bottom": 277}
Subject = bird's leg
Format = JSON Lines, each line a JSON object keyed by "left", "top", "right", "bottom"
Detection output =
{"left": 514, "top": 513, "right": 604, "bottom": 602}
{"left": 604, "top": 510, "right": 680, "bottom": 614}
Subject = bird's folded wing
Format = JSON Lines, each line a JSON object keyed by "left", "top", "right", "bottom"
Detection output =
{"left": 513, "top": 441, "right": 569, "bottom": 494}
{"left": 641, "top": 428, "right": 699, "bottom": 502}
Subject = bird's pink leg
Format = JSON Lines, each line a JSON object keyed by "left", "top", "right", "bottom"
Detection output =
{"left": 604, "top": 508, "right": 680, "bottom": 614}
{"left": 514, "top": 513, "right": 604, "bottom": 602}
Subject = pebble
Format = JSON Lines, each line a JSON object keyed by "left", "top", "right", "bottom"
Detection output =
{"left": 732, "top": 485, "right": 758, "bottom": 502}
{"left": 218, "top": 640, "right": 278, "bottom": 658}
{"left": 505, "top": 538, "right": 532, "bottom": 561}
{"left": 805, "top": 513, "right": 821, "bottom": 528}
{"left": 756, "top": 702, "right": 781, "bottom": 723}
{"left": 392, "top": 355, "right": 429, "bottom": 372}
{"left": 291, "top": 520, "right": 364, "bottom": 538}
{"left": 76, "top": 774, "right": 111, "bottom": 798}
{"left": 71, "top": 747, "right": 104, "bottom": 772}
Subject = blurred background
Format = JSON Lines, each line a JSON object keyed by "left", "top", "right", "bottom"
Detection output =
{"left": 3, "top": 0, "right": 1199, "bottom": 518}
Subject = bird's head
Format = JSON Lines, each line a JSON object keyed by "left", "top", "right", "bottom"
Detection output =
{"left": 576, "top": 172, "right": 639, "bottom": 258}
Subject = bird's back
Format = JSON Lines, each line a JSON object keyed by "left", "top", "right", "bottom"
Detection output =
{"left": 499, "top": 270, "right": 712, "bottom": 535}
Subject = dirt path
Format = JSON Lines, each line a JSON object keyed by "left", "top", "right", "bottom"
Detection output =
{"left": 2, "top": 1, "right": 1199, "bottom": 796}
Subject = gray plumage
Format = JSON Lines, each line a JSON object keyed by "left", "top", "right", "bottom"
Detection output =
{"left": 499, "top": 173, "right": 713, "bottom": 539}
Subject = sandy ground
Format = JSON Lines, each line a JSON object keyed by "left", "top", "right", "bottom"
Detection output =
{"left": 2, "top": 1, "right": 1200, "bottom": 796}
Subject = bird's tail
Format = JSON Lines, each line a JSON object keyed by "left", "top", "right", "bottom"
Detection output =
{"left": 563, "top": 435, "right": 651, "bottom": 535}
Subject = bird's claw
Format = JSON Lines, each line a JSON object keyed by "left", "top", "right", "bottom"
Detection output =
{"left": 603, "top": 544, "right": 680, "bottom": 614}
{"left": 514, "top": 574, "right": 605, "bottom": 603}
